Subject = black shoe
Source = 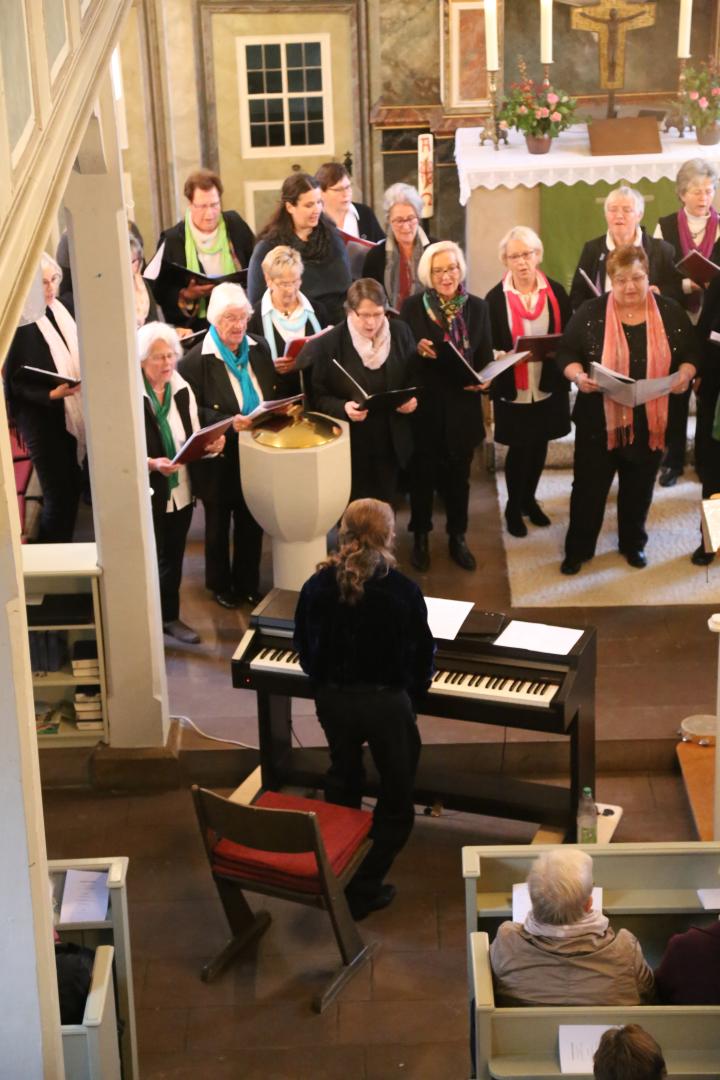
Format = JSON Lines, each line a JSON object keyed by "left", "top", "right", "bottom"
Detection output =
{"left": 163, "top": 619, "right": 200, "bottom": 644}
{"left": 411, "top": 532, "right": 430, "bottom": 572}
{"left": 449, "top": 534, "right": 477, "bottom": 571}
{"left": 622, "top": 549, "right": 647, "bottom": 569}
{"left": 346, "top": 883, "right": 397, "bottom": 921}
{"left": 659, "top": 466, "right": 682, "bottom": 488}
{"left": 504, "top": 504, "right": 527, "bottom": 537}
{"left": 524, "top": 500, "right": 551, "bottom": 527}
{"left": 239, "top": 592, "right": 263, "bottom": 607}
{"left": 214, "top": 591, "right": 239, "bottom": 609}
{"left": 560, "top": 557, "right": 582, "bottom": 575}
{"left": 691, "top": 544, "right": 715, "bottom": 566}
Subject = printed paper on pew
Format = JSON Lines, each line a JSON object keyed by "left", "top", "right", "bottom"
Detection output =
{"left": 697, "top": 887, "right": 720, "bottom": 909}
{"left": 494, "top": 620, "right": 583, "bottom": 655}
{"left": 59, "top": 869, "right": 109, "bottom": 924}
{"left": 512, "top": 882, "right": 602, "bottom": 924}
{"left": 559, "top": 1025, "right": 615, "bottom": 1074}
{"left": 424, "top": 597, "right": 474, "bottom": 641}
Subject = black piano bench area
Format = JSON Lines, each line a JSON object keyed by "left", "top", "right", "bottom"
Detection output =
{"left": 232, "top": 589, "right": 596, "bottom": 841}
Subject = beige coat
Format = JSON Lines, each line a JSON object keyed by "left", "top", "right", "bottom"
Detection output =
{"left": 490, "top": 921, "right": 655, "bottom": 1007}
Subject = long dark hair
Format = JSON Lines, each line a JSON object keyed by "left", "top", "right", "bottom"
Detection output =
{"left": 258, "top": 173, "right": 331, "bottom": 261}
{"left": 319, "top": 499, "right": 396, "bottom": 605}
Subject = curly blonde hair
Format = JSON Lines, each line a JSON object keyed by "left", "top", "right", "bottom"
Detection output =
{"left": 320, "top": 499, "right": 396, "bottom": 605}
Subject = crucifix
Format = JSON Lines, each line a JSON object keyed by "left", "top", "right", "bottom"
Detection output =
{"left": 570, "top": 1, "right": 657, "bottom": 117}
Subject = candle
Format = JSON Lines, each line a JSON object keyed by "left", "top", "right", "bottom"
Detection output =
{"left": 484, "top": 0, "right": 499, "bottom": 71}
{"left": 540, "top": 0, "right": 553, "bottom": 65}
{"left": 678, "top": 0, "right": 693, "bottom": 59}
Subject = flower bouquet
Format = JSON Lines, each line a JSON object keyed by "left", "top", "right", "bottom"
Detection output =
{"left": 680, "top": 59, "right": 720, "bottom": 144}
{"left": 498, "top": 57, "right": 578, "bottom": 154}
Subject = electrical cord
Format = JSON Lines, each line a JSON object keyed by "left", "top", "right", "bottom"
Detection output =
{"left": 171, "top": 713, "right": 258, "bottom": 750}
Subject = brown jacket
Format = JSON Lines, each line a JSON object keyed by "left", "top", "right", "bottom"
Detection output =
{"left": 490, "top": 921, "right": 655, "bottom": 1007}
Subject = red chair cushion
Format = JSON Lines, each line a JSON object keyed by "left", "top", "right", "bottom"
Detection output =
{"left": 211, "top": 791, "right": 372, "bottom": 894}
{"left": 14, "top": 459, "right": 32, "bottom": 494}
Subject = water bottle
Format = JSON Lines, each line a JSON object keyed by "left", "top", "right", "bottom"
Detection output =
{"left": 576, "top": 786, "right": 598, "bottom": 843}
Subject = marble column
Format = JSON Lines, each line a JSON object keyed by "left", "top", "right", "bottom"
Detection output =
{"left": 64, "top": 70, "right": 169, "bottom": 748}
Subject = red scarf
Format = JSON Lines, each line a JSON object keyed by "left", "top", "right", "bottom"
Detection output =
{"left": 506, "top": 271, "right": 562, "bottom": 390}
{"left": 600, "top": 291, "right": 672, "bottom": 451}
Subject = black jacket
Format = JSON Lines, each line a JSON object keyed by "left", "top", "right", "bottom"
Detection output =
{"left": 149, "top": 210, "right": 255, "bottom": 329}
{"left": 569, "top": 229, "right": 684, "bottom": 311}
{"left": 485, "top": 277, "right": 571, "bottom": 401}
{"left": 4, "top": 310, "right": 74, "bottom": 447}
{"left": 353, "top": 202, "right": 385, "bottom": 243}
{"left": 399, "top": 291, "right": 493, "bottom": 455}
{"left": 143, "top": 380, "right": 197, "bottom": 522}
{"left": 247, "top": 228, "right": 351, "bottom": 323}
{"left": 177, "top": 333, "right": 278, "bottom": 502}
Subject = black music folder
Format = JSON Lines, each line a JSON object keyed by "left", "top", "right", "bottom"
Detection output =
{"left": 158, "top": 262, "right": 248, "bottom": 290}
{"left": 331, "top": 358, "right": 417, "bottom": 412}
{"left": 22, "top": 366, "right": 81, "bottom": 388}
{"left": 513, "top": 333, "right": 563, "bottom": 362}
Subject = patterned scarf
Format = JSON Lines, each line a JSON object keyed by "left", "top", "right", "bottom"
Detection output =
{"left": 505, "top": 270, "right": 562, "bottom": 390}
{"left": 384, "top": 226, "right": 429, "bottom": 310}
{"left": 209, "top": 325, "right": 260, "bottom": 416}
{"left": 423, "top": 284, "right": 470, "bottom": 357}
{"left": 600, "top": 291, "right": 671, "bottom": 451}
{"left": 184, "top": 210, "right": 236, "bottom": 318}
{"left": 143, "top": 375, "right": 179, "bottom": 491}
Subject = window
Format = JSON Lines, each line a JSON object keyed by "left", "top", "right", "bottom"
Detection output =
{"left": 237, "top": 35, "right": 334, "bottom": 157}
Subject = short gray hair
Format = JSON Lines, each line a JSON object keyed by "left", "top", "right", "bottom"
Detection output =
{"left": 527, "top": 848, "right": 593, "bottom": 925}
{"left": 137, "top": 321, "right": 182, "bottom": 364}
{"left": 206, "top": 282, "right": 252, "bottom": 325}
{"left": 604, "top": 185, "right": 644, "bottom": 218}
{"left": 40, "top": 252, "right": 63, "bottom": 282}
{"left": 383, "top": 183, "right": 423, "bottom": 222}
{"left": 261, "top": 244, "right": 303, "bottom": 280}
{"left": 676, "top": 157, "right": 718, "bottom": 197}
{"left": 498, "top": 225, "right": 544, "bottom": 264}
{"left": 417, "top": 240, "right": 467, "bottom": 290}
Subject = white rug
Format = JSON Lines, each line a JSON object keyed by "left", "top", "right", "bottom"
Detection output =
{"left": 495, "top": 468, "right": 720, "bottom": 607}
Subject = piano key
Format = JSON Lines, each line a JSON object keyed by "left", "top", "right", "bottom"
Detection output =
{"left": 429, "top": 668, "right": 558, "bottom": 708}
{"left": 250, "top": 649, "right": 303, "bottom": 675}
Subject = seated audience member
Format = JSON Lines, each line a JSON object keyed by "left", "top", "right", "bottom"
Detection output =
{"left": 557, "top": 245, "right": 698, "bottom": 576}
{"left": 247, "top": 173, "right": 351, "bottom": 323}
{"left": 149, "top": 168, "right": 255, "bottom": 331}
{"left": 654, "top": 918, "right": 720, "bottom": 1004}
{"left": 489, "top": 848, "right": 655, "bottom": 1006}
{"left": 139, "top": 322, "right": 225, "bottom": 643}
{"left": 362, "top": 184, "right": 433, "bottom": 310}
{"left": 692, "top": 278, "right": 720, "bottom": 565}
{"left": 130, "top": 234, "right": 159, "bottom": 329}
{"left": 177, "top": 283, "right": 277, "bottom": 609}
{"left": 308, "top": 278, "right": 417, "bottom": 503}
{"left": 570, "top": 185, "right": 683, "bottom": 311}
{"left": 593, "top": 1024, "right": 667, "bottom": 1080}
{"left": 315, "top": 161, "right": 385, "bottom": 241}
{"left": 655, "top": 159, "right": 720, "bottom": 488}
{"left": 246, "top": 245, "right": 329, "bottom": 399}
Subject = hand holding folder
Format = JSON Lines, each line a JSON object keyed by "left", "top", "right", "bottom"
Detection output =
{"left": 170, "top": 417, "right": 233, "bottom": 465}
{"left": 331, "top": 358, "right": 417, "bottom": 413}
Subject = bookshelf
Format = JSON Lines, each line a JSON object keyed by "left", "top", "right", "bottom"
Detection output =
{"left": 22, "top": 543, "right": 109, "bottom": 747}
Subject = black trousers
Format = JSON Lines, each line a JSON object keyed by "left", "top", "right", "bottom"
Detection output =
{"left": 661, "top": 387, "right": 691, "bottom": 472}
{"left": 23, "top": 426, "right": 82, "bottom": 542}
{"left": 202, "top": 495, "right": 263, "bottom": 597}
{"left": 409, "top": 443, "right": 474, "bottom": 535}
{"left": 315, "top": 684, "right": 421, "bottom": 894}
{"left": 351, "top": 452, "right": 399, "bottom": 505}
{"left": 504, "top": 440, "right": 548, "bottom": 510}
{"left": 694, "top": 394, "right": 720, "bottom": 499}
{"left": 153, "top": 502, "right": 193, "bottom": 622}
{"left": 564, "top": 430, "right": 662, "bottom": 561}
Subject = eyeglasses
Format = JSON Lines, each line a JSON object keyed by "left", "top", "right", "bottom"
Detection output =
{"left": 328, "top": 182, "right": 352, "bottom": 194}
{"left": 506, "top": 250, "right": 537, "bottom": 263}
{"left": 192, "top": 200, "right": 221, "bottom": 211}
{"left": 430, "top": 265, "right": 461, "bottom": 277}
{"left": 390, "top": 215, "right": 418, "bottom": 227}
{"left": 613, "top": 273, "right": 647, "bottom": 286}
{"left": 218, "top": 313, "right": 248, "bottom": 326}
{"left": 148, "top": 351, "right": 176, "bottom": 362}
{"left": 353, "top": 310, "right": 385, "bottom": 321}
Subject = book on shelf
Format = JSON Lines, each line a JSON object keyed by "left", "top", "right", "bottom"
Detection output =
{"left": 72, "top": 666, "right": 100, "bottom": 679}
{"left": 74, "top": 700, "right": 103, "bottom": 715}
{"left": 75, "top": 720, "right": 104, "bottom": 731}
{"left": 72, "top": 640, "right": 98, "bottom": 661}
{"left": 27, "top": 594, "right": 93, "bottom": 626}
{"left": 74, "top": 685, "right": 101, "bottom": 702}
{"left": 29, "top": 630, "right": 68, "bottom": 673}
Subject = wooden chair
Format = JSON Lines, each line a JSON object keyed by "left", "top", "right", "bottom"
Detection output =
{"left": 191, "top": 785, "right": 379, "bottom": 1012}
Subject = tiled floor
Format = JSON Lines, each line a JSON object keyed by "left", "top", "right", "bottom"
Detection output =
{"left": 43, "top": 463, "right": 705, "bottom": 1078}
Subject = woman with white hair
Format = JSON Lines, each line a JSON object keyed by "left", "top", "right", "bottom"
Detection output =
{"left": 139, "top": 322, "right": 225, "bottom": 643}
{"left": 569, "top": 185, "right": 683, "bottom": 311}
{"left": 490, "top": 848, "right": 654, "bottom": 1007}
{"left": 4, "top": 253, "right": 85, "bottom": 541}
{"left": 485, "top": 226, "right": 571, "bottom": 536}
{"left": 362, "top": 183, "right": 434, "bottom": 310}
{"left": 177, "top": 282, "right": 278, "bottom": 608}
{"left": 399, "top": 240, "right": 493, "bottom": 572}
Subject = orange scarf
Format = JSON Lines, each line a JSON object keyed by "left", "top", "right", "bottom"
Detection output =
{"left": 600, "top": 292, "right": 671, "bottom": 451}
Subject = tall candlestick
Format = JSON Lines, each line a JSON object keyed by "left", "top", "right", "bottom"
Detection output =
{"left": 678, "top": 0, "right": 693, "bottom": 59}
{"left": 484, "top": 0, "right": 499, "bottom": 72}
{"left": 540, "top": 0, "right": 553, "bottom": 65}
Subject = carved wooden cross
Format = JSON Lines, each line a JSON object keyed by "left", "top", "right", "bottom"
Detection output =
{"left": 570, "top": 1, "right": 656, "bottom": 90}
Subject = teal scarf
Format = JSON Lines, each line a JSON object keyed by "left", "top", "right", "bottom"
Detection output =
{"left": 144, "top": 375, "right": 179, "bottom": 492}
{"left": 209, "top": 325, "right": 260, "bottom": 415}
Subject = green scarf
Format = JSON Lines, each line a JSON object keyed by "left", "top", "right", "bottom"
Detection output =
{"left": 144, "top": 375, "right": 179, "bottom": 492}
{"left": 184, "top": 210, "right": 236, "bottom": 318}
{"left": 713, "top": 396, "right": 720, "bottom": 442}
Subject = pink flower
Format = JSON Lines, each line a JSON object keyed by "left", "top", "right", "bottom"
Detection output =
{"left": 689, "top": 90, "right": 700, "bottom": 100}
{"left": 540, "top": 107, "right": 550, "bottom": 118}
{"left": 518, "top": 105, "right": 528, "bottom": 114}
{"left": 550, "top": 111, "right": 562, "bottom": 122}
{"left": 712, "top": 87, "right": 720, "bottom": 96}
{"left": 699, "top": 96, "right": 709, "bottom": 109}
{"left": 535, "top": 109, "right": 543, "bottom": 119}
{"left": 546, "top": 92, "right": 559, "bottom": 105}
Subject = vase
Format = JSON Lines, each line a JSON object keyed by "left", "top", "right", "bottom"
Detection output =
{"left": 696, "top": 123, "right": 720, "bottom": 145}
{"left": 524, "top": 133, "right": 553, "bottom": 155}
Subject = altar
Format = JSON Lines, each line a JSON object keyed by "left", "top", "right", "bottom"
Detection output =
{"left": 456, "top": 124, "right": 720, "bottom": 296}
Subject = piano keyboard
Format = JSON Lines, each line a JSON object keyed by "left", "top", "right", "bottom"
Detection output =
{"left": 430, "top": 668, "right": 558, "bottom": 708}
{"left": 250, "top": 646, "right": 303, "bottom": 675}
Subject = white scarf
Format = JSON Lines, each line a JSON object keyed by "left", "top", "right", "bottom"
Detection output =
{"left": 524, "top": 907, "right": 609, "bottom": 939}
{"left": 35, "top": 300, "right": 85, "bottom": 464}
{"left": 347, "top": 314, "right": 391, "bottom": 370}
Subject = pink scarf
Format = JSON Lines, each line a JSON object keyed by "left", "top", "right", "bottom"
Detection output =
{"left": 600, "top": 292, "right": 671, "bottom": 451}
{"left": 677, "top": 205, "right": 719, "bottom": 260}
{"left": 506, "top": 271, "right": 562, "bottom": 390}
